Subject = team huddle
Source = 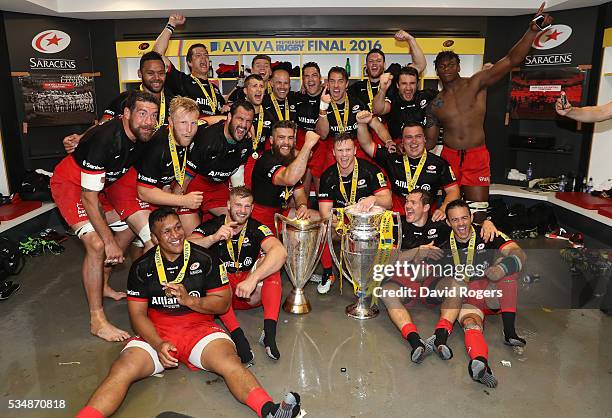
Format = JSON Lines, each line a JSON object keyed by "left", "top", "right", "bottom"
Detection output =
{"left": 57, "top": 6, "right": 554, "bottom": 418}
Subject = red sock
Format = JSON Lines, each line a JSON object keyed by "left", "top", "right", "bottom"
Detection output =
{"left": 400, "top": 323, "right": 417, "bottom": 339}
{"left": 219, "top": 305, "right": 240, "bottom": 333}
{"left": 76, "top": 406, "right": 104, "bottom": 418}
{"left": 496, "top": 274, "right": 518, "bottom": 313}
{"left": 436, "top": 318, "right": 453, "bottom": 334}
{"left": 262, "top": 271, "right": 282, "bottom": 321}
{"left": 246, "top": 387, "right": 273, "bottom": 418}
{"left": 464, "top": 329, "right": 488, "bottom": 361}
{"left": 321, "top": 243, "right": 332, "bottom": 269}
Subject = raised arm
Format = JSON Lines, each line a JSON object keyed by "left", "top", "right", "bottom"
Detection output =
{"left": 315, "top": 86, "right": 331, "bottom": 138}
{"left": 556, "top": 93, "right": 612, "bottom": 123}
{"left": 371, "top": 73, "right": 393, "bottom": 116}
{"left": 473, "top": 3, "right": 552, "bottom": 89}
{"left": 395, "top": 30, "right": 426, "bottom": 74}
{"left": 273, "top": 131, "right": 320, "bottom": 186}
{"left": 153, "top": 14, "right": 186, "bottom": 69}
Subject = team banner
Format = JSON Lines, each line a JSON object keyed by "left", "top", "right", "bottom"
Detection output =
{"left": 19, "top": 73, "right": 97, "bottom": 127}
{"left": 116, "top": 37, "right": 484, "bottom": 57}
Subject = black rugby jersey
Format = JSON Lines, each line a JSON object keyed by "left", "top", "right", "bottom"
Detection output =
{"left": 72, "top": 117, "right": 143, "bottom": 186}
{"left": 262, "top": 92, "right": 299, "bottom": 123}
{"left": 295, "top": 92, "right": 321, "bottom": 131}
{"left": 165, "top": 63, "right": 225, "bottom": 116}
{"left": 102, "top": 89, "right": 172, "bottom": 126}
{"left": 192, "top": 216, "right": 275, "bottom": 273}
{"left": 319, "top": 157, "right": 388, "bottom": 207}
{"left": 320, "top": 94, "right": 368, "bottom": 139}
{"left": 127, "top": 243, "right": 229, "bottom": 317}
{"left": 373, "top": 146, "right": 456, "bottom": 199}
{"left": 250, "top": 108, "right": 274, "bottom": 155}
{"left": 251, "top": 151, "right": 303, "bottom": 209}
{"left": 386, "top": 89, "right": 437, "bottom": 139}
{"left": 135, "top": 126, "right": 189, "bottom": 189}
{"left": 399, "top": 217, "right": 450, "bottom": 250}
{"left": 186, "top": 123, "right": 251, "bottom": 183}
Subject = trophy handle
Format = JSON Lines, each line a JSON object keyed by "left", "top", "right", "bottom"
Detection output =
{"left": 326, "top": 209, "right": 354, "bottom": 285}
{"left": 274, "top": 213, "right": 290, "bottom": 239}
{"left": 392, "top": 211, "right": 402, "bottom": 250}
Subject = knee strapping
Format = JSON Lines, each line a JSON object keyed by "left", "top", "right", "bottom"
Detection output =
{"left": 75, "top": 222, "right": 95, "bottom": 239}
{"left": 108, "top": 220, "right": 129, "bottom": 232}
{"left": 137, "top": 224, "right": 151, "bottom": 243}
{"left": 466, "top": 200, "right": 489, "bottom": 215}
{"left": 464, "top": 322, "right": 483, "bottom": 332}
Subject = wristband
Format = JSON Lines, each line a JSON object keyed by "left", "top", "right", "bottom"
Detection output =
{"left": 166, "top": 23, "right": 176, "bottom": 33}
{"left": 319, "top": 101, "right": 330, "bottom": 111}
{"left": 498, "top": 255, "right": 522, "bottom": 275}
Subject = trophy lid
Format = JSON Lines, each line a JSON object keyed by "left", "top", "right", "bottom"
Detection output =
{"left": 283, "top": 217, "right": 323, "bottom": 231}
{"left": 344, "top": 204, "right": 385, "bottom": 217}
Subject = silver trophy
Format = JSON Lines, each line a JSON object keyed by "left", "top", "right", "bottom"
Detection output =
{"left": 328, "top": 205, "right": 402, "bottom": 319}
{"left": 275, "top": 214, "right": 327, "bottom": 314}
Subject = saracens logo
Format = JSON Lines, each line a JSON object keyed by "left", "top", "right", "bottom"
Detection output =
{"left": 32, "top": 30, "right": 71, "bottom": 54}
{"left": 532, "top": 24, "right": 572, "bottom": 50}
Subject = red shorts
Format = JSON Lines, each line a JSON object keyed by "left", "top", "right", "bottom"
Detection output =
{"left": 179, "top": 174, "right": 230, "bottom": 217}
{"left": 51, "top": 157, "right": 118, "bottom": 226}
{"left": 143, "top": 309, "right": 228, "bottom": 371}
{"left": 464, "top": 274, "right": 518, "bottom": 316}
{"left": 251, "top": 203, "right": 288, "bottom": 235}
{"left": 104, "top": 168, "right": 151, "bottom": 221}
{"left": 244, "top": 154, "right": 257, "bottom": 190}
{"left": 388, "top": 273, "right": 442, "bottom": 307}
{"left": 440, "top": 144, "right": 490, "bottom": 187}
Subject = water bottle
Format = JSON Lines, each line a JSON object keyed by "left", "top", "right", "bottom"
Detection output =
{"left": 526, "top": 162, "right": 533, "bottom": 181}
{"left": 559, "top": 174, "right": 566, "bottom": 192}
{"left": 345, "top": 58, "right": 351, "bottom": 77}
{"left": 587, "top": 177, "right": 594, "bottom": 193}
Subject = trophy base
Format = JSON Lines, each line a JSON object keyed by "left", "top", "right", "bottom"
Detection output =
{"left": 283, "top": 288, "right": 311, "bottom": 314}
{"left": 345, "top": 301, "right": 379, "bottom": 320}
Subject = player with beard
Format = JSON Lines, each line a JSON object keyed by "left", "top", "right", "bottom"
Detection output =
{"left": 136, "top": 96, "right": 203, "bottom": 211}
{"left": 251, "top": 121, "right": 321, "bottom": 233}
{"left": 317, "top": 132, "right": 392, "bottom": 293}
{"left": 153, "top": 14, "right": 228, "bottom": 125}
{"left": 51, "top": 91, "right": 158, "bottom": 342}
{"left": 356, "top": 111, "right": 460, "bottom": 218}
{"left": 428, "top": 5, "right": 552, "bottom": 225}
{"left": 63, "top": 51, "right": 171, "bottom": 153}
{"left": 240, "top": 74, "right": 275, "bottom": 188}
{"left": 371, "top": 66, "right": 439, "bottom": 143}
{"left": 349, "top": 30, "right": 426, "bottom": 111}
{"left": 263, "top": 68, "right": 299, "bottom": 123}
{"left": 380, "top": 190, "right": 499, "bottom": 364}
{"left": 228, "top": 55, "right": 273, "bottom": 103}
{"left": 189, "top": 187, "right": 287, "bottom": 364}
{"left": 76, "top": 208, "right": 302, "bottom": 418}
{"left": 316, "top": 67, "right": 392, "bottom": 181}
{"left": 178, "top": 101, "right": 255, "bottom": 235}
{"left": 435, "top": 200, "right": 526, "bottom": 388}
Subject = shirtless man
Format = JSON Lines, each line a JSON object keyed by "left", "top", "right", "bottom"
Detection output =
{"left": 428, "top": 3, "right": 552, "bottom": 223}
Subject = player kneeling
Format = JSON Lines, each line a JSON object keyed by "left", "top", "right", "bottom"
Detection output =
{"left": 76, "top": 208, "right": 300, "bottom": 418}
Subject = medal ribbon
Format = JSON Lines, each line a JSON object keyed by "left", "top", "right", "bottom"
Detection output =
{"left": 449, "top": 226, "right": 476, "bottom": 282}
{"left": 253, "top": 106, "right": 264, "bottom": 152}
{"left": 337, "top": 158, "right": 359, "bottom": 206}
{"left": 168, "top": 129, "right": 187, "bottom": 187}
{"left": 403, "top": 151, "right": 428, "bottom": 193}
{"left": 190, "top": 75, "right": 218, "bottom": 113}
{"left": 331, "top": 96, "right": 350, "bottom": 134}
{"left": 225, "top": 216, "right": 248, "bottom": 270}
{"left": 366, "top": 79, "right": 374, "bottom": 111}
{"left": 155, "top": 240, "right": 191, "bottom": 287}
{"left": 140, "top": 84, "right": 165, "bottom": 128}
{"left": 271, "top": 95, "right": 289, "bottom": 121}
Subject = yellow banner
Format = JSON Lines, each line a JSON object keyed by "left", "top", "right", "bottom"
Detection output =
{"left": 116, "top": 37, "right": 484, "bottom": 57}
{"left": 604, "top": 28, "right": 612, "bottom": 48}
{"left": 116, "top": 40, "right": 182, "bottom": 57}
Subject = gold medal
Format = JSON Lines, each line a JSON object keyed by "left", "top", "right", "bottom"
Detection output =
{"left": 226, "top": 216, "right": 248, "bottom": 274}
{"left": 154, "top": 240, "right": 191, "bottom": 296}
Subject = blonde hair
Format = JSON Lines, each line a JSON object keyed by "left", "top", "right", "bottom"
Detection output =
{"left": 169, "top": 96, "right": 199, "bottom": 118}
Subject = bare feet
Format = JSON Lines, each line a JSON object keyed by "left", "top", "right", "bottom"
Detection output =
{"left": 103, "top": 285, "right": 127, "bottom": 301}
{"left": 90, "top": 313, "right": 130, "bottom": 342}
